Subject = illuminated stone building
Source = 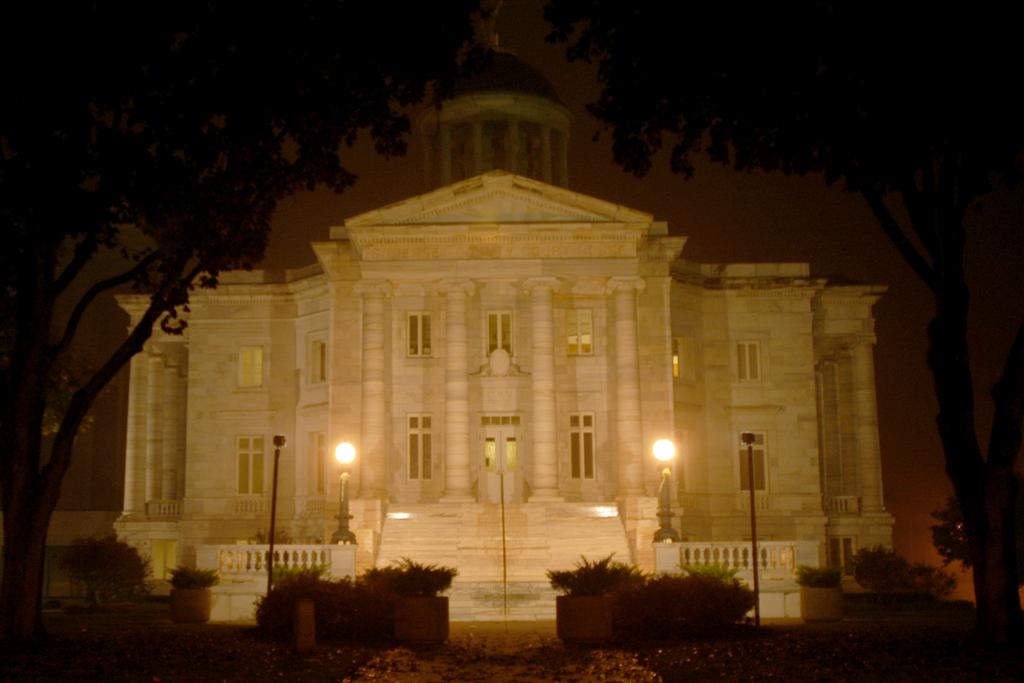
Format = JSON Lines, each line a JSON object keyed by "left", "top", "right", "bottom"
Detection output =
{"left": 114, "top": 54, "right": 892, "bottom": 618}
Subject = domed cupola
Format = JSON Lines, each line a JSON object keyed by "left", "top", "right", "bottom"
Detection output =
{"left": 419, "top": 50, "right": 571, "bottom": 189}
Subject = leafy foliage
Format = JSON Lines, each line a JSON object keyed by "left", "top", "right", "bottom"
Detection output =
{"left": 852, "top": 546, "right": 956, "bottom": 598}
{"left": 360, "top": 558, "right": 458, "bottom": 598}
{"left": 931, "top": 493, "right": 1024, "bottom": 586}
{"left": 795, "top": 566, "right": 842, "bottom": 588}
{"left": 614, "top": 575, "right": 756, "bottom": 639}
{"left": 168, "top": 567, "right": 219, "bottom": 589}
{"left": 59, "top": 536, "right": 151, "bottom": 606}
{"left": 256, "top": 574, "right": 394, "bottom": 642}
{"left": 547, "top": 554, "right": 646, "bottom": 597}
{"left": 679, "top": 563, "right": 739, "bottom": 582}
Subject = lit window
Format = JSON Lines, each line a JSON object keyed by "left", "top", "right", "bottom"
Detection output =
{"left": 237, "top": 435, "right": 265, "bottom": 494}
{"left": 567, "top": 310, "right": 593, "bottom": 355}
{"left": 309, "top": 339, "right": 327, "bottom": 384}
{"left": 487, "top": 311, "right": 513, "bottom": 355}
{"left": 408, "top": 415, "right": 432, "bottom": 480}
{"left": 569, "top": 413, "right": 596, "bottom": 480}
{"left": 672, "top": 337, "right": 694, "bottom": 379}
{"left": 737, "top": 340, "right": 761, "bottom": 382}
{"left": 408, "top": 313, "right": 432, "bottom": 357}
{"left": 311, "top": 432, "right": 326, "bottom": 494}
{"left": 738, "top": 432, "right": 766, "bottom": 491}
{"left": 238, "top": 346, "right": 264, "bottom": 387}
{"left": 150, "top": 539, "right": 178, "bottom": 580}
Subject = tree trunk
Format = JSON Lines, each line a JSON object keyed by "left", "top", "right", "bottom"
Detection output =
{"left": 0, "top": 490, "right": 54, "bottom": 643}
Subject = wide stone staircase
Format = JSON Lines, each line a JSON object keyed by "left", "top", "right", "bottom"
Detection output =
{"left": 375, "top": 501, "right": 632, "bottom": 621}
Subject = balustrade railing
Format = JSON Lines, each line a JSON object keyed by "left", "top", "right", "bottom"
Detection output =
{"left": 736, "top": 491, "right": 770, "bottom": 511}
{"left": 235, "top": 496, "right": 266, "bottom": 514}
{"left": 215, "top": 545, "right": 333, "bottom": 577}
{"left": 827, "top": 495, "right": 861, "bottom": 513}
{"left": 145, "top": 499, "right": 182, "bottom": 518}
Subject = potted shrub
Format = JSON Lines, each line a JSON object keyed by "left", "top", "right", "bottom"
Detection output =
{"left": 169, "top": 567, "right": 220, "bottom": 623}
{"left": 547, "top": 554, "right": 645, "bottom": 644}
{"left": 362, "top": 558, "right": 457, "bottom": 644}
{"left": 796, "top": 565, "right": 843, "bottom": 622}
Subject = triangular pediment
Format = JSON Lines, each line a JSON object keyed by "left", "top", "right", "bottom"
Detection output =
{"left": 344, "top": 171, "right": 652, "bottom": 228}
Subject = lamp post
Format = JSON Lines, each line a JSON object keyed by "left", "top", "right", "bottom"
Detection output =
{"left": 653, "top": 438, "right": 681, "bottom": 542}
{"left": 741, "top": 431, "right": 761, "bottom": 627}
{"left": 331, "top": 442, "right": 357, "bottom": 545}
{"left": 266, "top": 434, "right": 287, "bottom": 596}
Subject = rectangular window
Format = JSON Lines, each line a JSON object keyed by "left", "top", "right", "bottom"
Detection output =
{"left": 569, "top": 413, "right": 596, "bottom": 480}
{"left": 408, "top": 313, "right": 432, "bottom": 357}
{"left": 672, "top": 336, "right": 695, "bottom": 379}
{"left": 311, "top": 432, "right": 326, "bottom": 494}
{"left": 567, "top": 309, "right": 593, "bottom": 355}
{"left": 408, "top": 415, "right": 432, "bottom": 480}
{"left": 309, "top": 339, "right": 327, "bottom": 383}
{"left": 738, "top": 432, "right": 766, "bottom": 491}
{"left": 237, "top": 435, "right": 265, "bottom": 494}
{"left": 737, "top": 340, "right": 761, "bottom": 382}
{"left": 238, "top": 346, "right": 264, "bottom": 387}
{"left": 487, "top": 311, "right": 513, "bottom": 355}
{"left": 828, "top": 537, "right": 856, "bottom": 575}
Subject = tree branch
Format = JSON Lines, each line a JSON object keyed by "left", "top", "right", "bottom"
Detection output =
{"left": 52, "top": 234, "right": 99, "bottom": 296}
{"left": 49, "top": 252, "right": 159, "bottom": 357}
{"left": 989, "top": 316, "right": 1024, "bottom": 469}
{"left": 861, "top": 188, "right": 939, "bottom": 292}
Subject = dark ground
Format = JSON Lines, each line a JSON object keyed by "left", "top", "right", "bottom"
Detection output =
{"left": 1, "top": 602, "right": 1021, "bottom": 682}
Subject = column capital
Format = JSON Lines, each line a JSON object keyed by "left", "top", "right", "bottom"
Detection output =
{"left": 436, "top": 278, "right": 475, "bottom": 297}
{"left": 354, "top": 279, "right": 392, "bottom": 297}
{"left": 522, "top": 277, "right": 561, "bottom": 294}
{"left": 606, "top": 276, "right": 646, "bottom": 294}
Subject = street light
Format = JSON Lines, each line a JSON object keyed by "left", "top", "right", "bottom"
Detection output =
{"left": 331, "top": 442, "right": 357, "bottom": 545}
{"left": 653, "top": 438, "right": 680, "bottom": 543}
{"left": 267, "top": 434, "right": 287, "bottom": 596}
{"left": 741, "top": 431, "right": 761, "bottom": 627}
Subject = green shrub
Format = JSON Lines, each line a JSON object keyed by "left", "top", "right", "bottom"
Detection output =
{"left": 59, "top": 535, "right": 151, "bottom": 606}
{"left": 852, "top": 546, "right": 956, "bottom": 598}
{"left": 614, "top": 575, "right": 756, "bottom": 638}
{"left": 256, "top": 574, "right": 394, "bottom": 641}
{"left": 360, "top": 558, "right": 458, "bottom": 597}
{"left": 795, "top": 565, "right": 842, "bottom": 588}
{"left": 547, "top": 554, "right": 646, "bottom": 596}
{"left": 273, "top": 564, "right": 327, "bottom": 582}
{"left": 679, "top": 563, "right": 739, "bottom": 581}
{"left": 169, "top": 567, "right": 219, "bottom": 589}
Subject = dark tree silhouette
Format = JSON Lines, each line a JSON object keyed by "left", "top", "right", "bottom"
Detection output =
{"left": 0, "top": 0, "right": 483, "bottom": 643}
{"left": 546, "top": 0, "right": 1024, "bottom": 642}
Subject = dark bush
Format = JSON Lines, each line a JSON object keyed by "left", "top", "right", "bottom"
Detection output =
{"left": 613, "top": 574, "right": 756, "bottom": 639}
{"left": 547, "top": 554, "right": 646, "bottom": 596}
{"left": 679, "top": 563, "right": 739, "bottom": 581}
{"left": 255, "top": 572, "right": 394, "bottom": 641}
{"left": 59, "top": 535, "right": 151, "bottom": 606}
{"left": 795, "top": 565, "right": 842, "bottom": 588}
{"left": 852, "top": 546, "right": 956, "bottom": 598}
{"left": 361, "top": 557, "right": 457, "bottom": 597}
{"left": 169, "top": 567, "right": 219, "bottom": 589}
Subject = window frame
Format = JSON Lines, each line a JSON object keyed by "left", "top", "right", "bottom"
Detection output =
{"left": 407, "top": 414, "right": 433, "bottom": 481}
{"left": 311, "top": 431, "right": 326, "bottom": 494}
{"left": 236, "top": 434, "right": 266, "bottom": 495}
{"left": 672, "top": 336, "right": 695, "bottom": 380}
{"left": 569, "top": 413, "right": 596, "bottom": 480}
{"left": 308, "top": 337, "right": 327, "bottom": 384}
{"left": 566, "top": 309, "right": 594, "bottom": 356}
{"left": 407, "top": 312, "right": 432, "bottom": 358}
{"left": 238, "top": 346, "right": 264, "bottom": 388}
{"left": 736, "top": 340, "right": 762, "bottom": 382}
{"left": 737, "top": 431, "right": 767, "bottom": 491}
{"left": 485, "top": 310, "right": 514, "bottom": 356}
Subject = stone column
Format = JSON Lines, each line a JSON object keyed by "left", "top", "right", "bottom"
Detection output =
{"left": 356, "top": 280, "right": 391, "bottom": 498}
{"left": 440, "top": 279, "right": 474, "bottom": 501}
{"left": 851, "top": 339, "right": 885, "bottom": 511}
{"left": 608, "top": 277, "right": 646, "bottom": 495}
{"left": 541, "top": 127, "right": 552, "bottom": 184}
{"left": 161, "top": 357, "right": 179, "bottom": 500}
{"left": 144, "top": 351, "right": 164, "bottom": 504}
{"left": 122, "top": 351, "right": 149, "bottom": 514}
{"left": 439, "top": 124, "right": 452, "bottom": 186}
{"left": 525, "top": 278, "right": 561, "bottom": 500}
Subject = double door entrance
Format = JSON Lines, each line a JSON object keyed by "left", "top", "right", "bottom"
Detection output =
{"left": 481, "top": 417, "right": 520, "bottom": 503}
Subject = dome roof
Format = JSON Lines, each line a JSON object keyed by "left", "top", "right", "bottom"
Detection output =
{"left": 452, "top": 52, "right": 564, "bottom": 105}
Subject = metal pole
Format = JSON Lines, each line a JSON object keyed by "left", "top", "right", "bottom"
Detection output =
{"left": 499, "top": 466, "right": 508, "bottom": 620}
{"left": 747, "top": 440, "right": 761, "bottom": 627}
{"left": 654, "top": 466, "right": 681, "bottom": 542}
{"left": 331, "top": 471, "right": 357, "bottom": 544}
{"left": 267, "top": 439, "right": 283, "bottom": 596}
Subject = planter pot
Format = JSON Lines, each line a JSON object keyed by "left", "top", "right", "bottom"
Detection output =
{"left": 394, "top": 596, "right": 449, "bottom": 644}
{"left": 800, "top": 586, "right": 843, "bottom": 622}
{"left": 170, "top": 588, "right": 212, "bottom": 623}
{"left": 556, "top": 595, "right": 615, "bottom": 644}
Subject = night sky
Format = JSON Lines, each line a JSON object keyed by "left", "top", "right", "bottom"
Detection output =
{"left": 262, "top": 0, "right": 1024, "bottom": 580}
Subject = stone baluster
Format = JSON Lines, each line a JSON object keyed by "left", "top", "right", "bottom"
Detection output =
{"left": 356, "top": 280, "right": 391, "bottom": 498}
{"left": 525, "top": 278, "right": 561, "bottom": 500}
{"left": 144, "top": 351, "right": 164, "bottom": 505}
{"left": 608, "top": 277, "right": 646, "bottom": 495}
{"left": 440, "top": 279, "right": 475, "bottom": 501}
